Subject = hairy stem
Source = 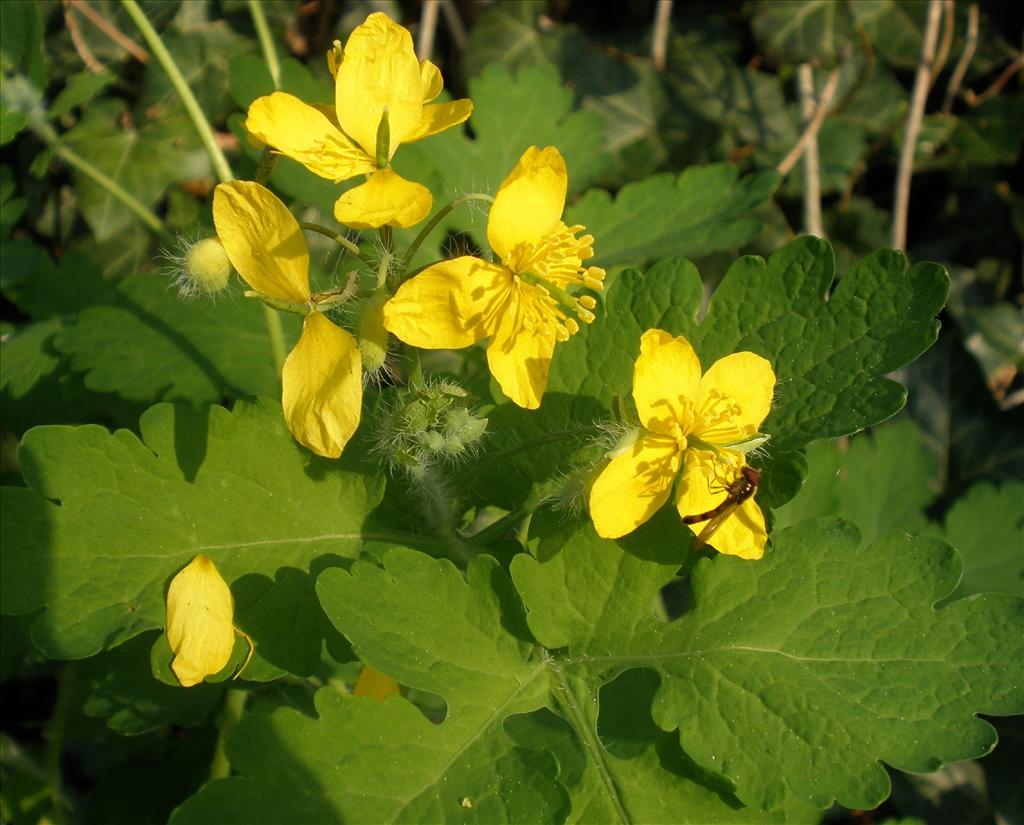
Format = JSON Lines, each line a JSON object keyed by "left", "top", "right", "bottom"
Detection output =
{"left": 398, "top": 193, "right": 494, "bottom": 278}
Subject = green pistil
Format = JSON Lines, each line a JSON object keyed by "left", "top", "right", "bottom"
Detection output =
{"left": 518, "top": 271, "right": 593, "bottom": 323}
{"left": 375, "top": 107, "right": 391, "bottom": 169}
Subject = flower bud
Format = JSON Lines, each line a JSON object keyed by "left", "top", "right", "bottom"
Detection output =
{"left": 179, "top": 238, "right": 232, "bottom": 297}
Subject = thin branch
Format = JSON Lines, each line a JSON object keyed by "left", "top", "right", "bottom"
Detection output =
{"left": 892, "top": 0, "right": 943, "bottom": 252}
{"left": 64, "top": 2, "right": 106, "bottom": 74}
{"left": 439, "top": 0, "right": 468, "bottom": 51}
{"left": 930, "top": 0, "right": 955, "bottom": 81}
{"left": 651, "top": 0, "right": 673, "bottom": 72}
{"left": 775, "top": 66, "right": 841, "bottom": 177}
{"left": 797, "top": 64, "right": 823, "bottom": 237}
{"left": 942, "top": 3, "right": 978, "bottom": 114}
{"left": 417, "top": 0, "right": 439, "bottom": 61}
{"left": 965, "top": 55, "right": 1024, "bottom": 107}
{"left": 67, "top": 0, "right": 149, "bottom": 63}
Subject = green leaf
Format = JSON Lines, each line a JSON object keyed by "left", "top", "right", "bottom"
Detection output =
{"left": 137, "top": 28, "right": 253, "bottom": 124}
{"left": 773, "top": 417, "right": 936, "bottom": 544}
{"left": 175, "top": 544, "right": 796, "bottom": 823}
{"left": 54, "top": 276, "right": 300, "bottom": 407}
{"left": 550, "top": 238, "right": 948, "bottom": 453}
{"left": 399, "top": 63, "right": 610, "bottom": 206}
{"left": 927, "top": 481, "right": 1024, "bottom": 599}
{"left": 750, "top": 0, "right": 856, "bottom": 66}
{"left": 565, "top": 164, "right": 780, "bottom": 269}
{"left": 47, "top": 70, "right": 116, "bottom": 119}
{"left": 80, "top": 631, "right": 221, "bottom": 734}
{"left": 0, "top": 400, "right": 384, "bottom": 669}
{"left": 3, "top": 246, "right": 111, "bottom": 318}
{"left": 511, "top": 518, "right": 1024, "bottom": 811}
{"left": 62, "top": 99, "right": 207, "bottom": 240}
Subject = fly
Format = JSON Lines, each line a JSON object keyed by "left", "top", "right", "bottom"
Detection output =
{"left": 682, "top": 465, "right": 760, "bottom": 550}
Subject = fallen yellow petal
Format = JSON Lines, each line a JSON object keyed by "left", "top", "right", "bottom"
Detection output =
{"left": 166, "top": 555, "right": 235, "bottom": 688}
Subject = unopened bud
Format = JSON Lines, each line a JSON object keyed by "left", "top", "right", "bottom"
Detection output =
{"left": 171, "top": 237, "right": 232, "bottom": 299}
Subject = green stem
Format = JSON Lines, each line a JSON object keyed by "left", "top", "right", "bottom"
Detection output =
{"left": 123, "top": 1, "right": 285, "bottom": 374}
{"left": 247, "top": 0, "right": 281, "bottom": 90}
{"left": 45, "top": 666, "right": 76, "bottom": 825}
{"left": 262, "top": 304, "right": 287, "bottom": 372}
{"left": 209, "top": 688, "right": 248, "bottom": 781}
{"left": 299, "top": 221, "right": 372, "bottom": 264}
{"left": 405, "top": 344, "right": 423, "bottom": 389}
{"left": 398, "top": 193, "right": 494, "bottom": 277}
{"left": 122, "top": 0, "right": 233, "bottom": 184}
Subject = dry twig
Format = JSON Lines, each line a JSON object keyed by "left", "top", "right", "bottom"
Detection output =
{"left": 418, "top": 0, "right": 440, "bottom": 61}
{"left": 965, "top": 55, "right": 1024, "bottom": 107}
{"left": 651, "top": 0, "right": 673, "bottom": 72}
{"left": 891, "top": 0, "right": 943, "bottom": 252}
{"left": 67, "top": 0, "right": 149, "bottom": 65}
{"left": 775, "top": 66, "right": 841, "bottom": 177}
{"left": 942, "top": 3, "right": 978, "bottom": 114}
{"left": 797, "top": 64, "right": 823, "bottom": 237}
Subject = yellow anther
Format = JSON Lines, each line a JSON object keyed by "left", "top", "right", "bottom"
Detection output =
{"left": 578, "top": 295, "right": 597, "bottom": 310}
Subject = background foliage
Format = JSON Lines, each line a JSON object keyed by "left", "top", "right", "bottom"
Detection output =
{"left": 1, "top": 1, "right": 1021, "bottom": 824}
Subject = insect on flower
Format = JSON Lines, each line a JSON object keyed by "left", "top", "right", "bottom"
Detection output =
{"left": 682, "top": 465, "right": 760, "bottom": 550}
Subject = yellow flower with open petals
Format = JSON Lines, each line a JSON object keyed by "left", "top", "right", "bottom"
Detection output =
{"left": 244, "top": 12, "right": 472, "bottom": 229}
{"left": 589, "top": 329, "right": 776, "bottom": 559}
{"left": 166, "top": 555, "right": 235, "bottom": 687}
{"left": 382, "top": 146, "right": 605, "bottom": 409}
{"left": 213, "top": 180, "right": 362, "bottom": 458}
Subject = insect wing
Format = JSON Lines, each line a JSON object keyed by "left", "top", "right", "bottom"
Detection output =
{"left": 690, "top": 500, "right": 742, "bottom": 550}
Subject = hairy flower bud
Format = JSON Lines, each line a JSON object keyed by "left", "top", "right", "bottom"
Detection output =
{"left": 170, "top": 237, "right": 232, "bottom": 299}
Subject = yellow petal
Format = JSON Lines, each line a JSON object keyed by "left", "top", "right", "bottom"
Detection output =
{"left": 674, "top": 449, "right": 728, "bottom": 517}
{"left": 420, "top": 59, "right": 443, "bottom": 102}
{"left": 282, "top": 312, "right": 362, "bottom": 458}
{"left": 166, "top": 555, "right": 235, "bottom": 688}
{"left": 333, "top": 169, "right": 432, "bottom": 229}
{"left": 487, "top": 146, "right": 567, "bottom": 265}
{"left": 383, "top": 256, "right": 508, "bottom": 349}
{"left": 486, "top": 302, "right": 558, "bottom": 410}
{"left": 404, "top": 99, "right": 473, "bottom": 143}
{"left": 213, "top": 181, "right": 310, "bottom": 303}
{"left": 675, "top": 452, "right": 766, "bottom": 560}
{"left": 245, "top": 92, "right": 374, "bottom": 181}
{"left": 632, "top": 329, "right": 702, "bottom": 437}
{"left": 334, "top": 12, "right": 423, "bottom": 158}
{"left": 589, "top": 434, "right": 682, "bottom": 539}
{"left": 354, "top": 665, "right": 401, "bottom": 701}
{"left": 696, "top": 352, "right": 776, "bottom": 445}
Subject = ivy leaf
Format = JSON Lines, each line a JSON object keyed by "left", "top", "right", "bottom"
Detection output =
{"left": 511, "top": 518, "right": 1024, "bottom": 812}
{"left": 174, "top": 544, "right": 799, "bottom": 823}
{"left": 54, "top": 275, "right": 300, "bottom": 407}
{"left": 0, "top": 400, "right": 383, "bottom": 674}
{"left": 567, "top": 164, "right": 780, "bottom": 269}
{"left": 750, "top": 0, "right": 855, "bottom": 66}
{"left": 551, "top": 238, "right": 948, "bottom": 454}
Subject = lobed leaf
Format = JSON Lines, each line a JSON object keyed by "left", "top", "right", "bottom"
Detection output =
{"left": 0, "top": 400, "right": 383, "bottom": 672}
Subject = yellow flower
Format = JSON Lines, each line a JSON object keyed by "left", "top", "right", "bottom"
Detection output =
{"left": 166, "top": 555, "right": 235, "bottom": 687}
{"left": 213, "top": 180, "right": 362, "bottom": 458}
{"left": 588, "top": 329, "right": 776, "bottom": 559}
{"left": 382, "top": 146, "right": 604, "bottom": 409}
{"left": 244, "top": 12, "right": 472, "bottom": 229}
